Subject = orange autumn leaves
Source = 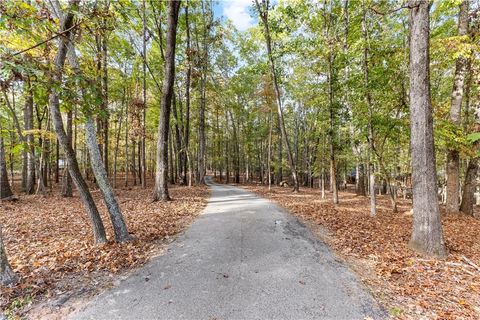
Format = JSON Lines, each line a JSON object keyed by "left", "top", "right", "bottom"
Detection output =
{"left": 1, "top": 185, "right": 208, "bottom": 315}
{"left": 244, "top": 185, "right": 480, "bottom": 319}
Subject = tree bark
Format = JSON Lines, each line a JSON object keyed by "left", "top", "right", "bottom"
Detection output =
{"left": 0, "top": 135, "right": 14, "bottom": 200}
{"left": 24, "top": 78, "right": 35, "bottom": 194}
{"left": 85, "top": 118, "right": 131, "bottom": 242}
{"left": 460, "top": 157, "right": 478, "bottom": 216}
{"left": 183, "top": 2, "right": 192, "bottom": 186}
{"left": 327, "top": 45, "right": 338, "bottom": 204}
{"left": 357, "top": 163, "right": 366, "bottom": 196}
{"left": 446, "top": 0, "right": 469, "bottom": 213}
{"left": 408, "top": 0, "right": 446, "bottom": 258}
{"left": 0, "top": 224, "right": 17, "bottom": 286}
{"left": 49, "top": 0, "right": 108, "bottom": 244}
{"left": 141, "top": 0, "right": 147, "bottom": 188}
{"left": 197, "top": 1, "right": 210, "bottom": 185}
{"left": 172, "top": 94, "right": 182, "bottom": 183}
{"left": 63, "top": 35, "right": 131, "bottom": 242}
{"left": 153, "top": 0, "right": 181, "bottom": 201}
{"left": 362, "top": 0, "right": 376, "bottom": 215}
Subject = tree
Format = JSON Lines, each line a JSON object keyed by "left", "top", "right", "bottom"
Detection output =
{"left": 445, "top": 0, "right": 470, "bottom": 213}
{"left": 408, "top": 0, "right": 446, "bottom": 258}
{"left": 255, "top": 0, "right": 300, "bottom": 192}
{"left": 153, "top": 0, "right": 182, "bottom": 201}
{"left": 361, "top": 0, "right": 376, "bottom": 215}
{"left": 62, "top": 14, "right": 131, "bottom": 243}
{"left": 48, "top": 0, "right": 108, "bottom": 244}
{"left": 0, "top": 132, "right": 14, "bottom": 200}
{"left": 23, "top": 78, "right": 35, "bottom": 195}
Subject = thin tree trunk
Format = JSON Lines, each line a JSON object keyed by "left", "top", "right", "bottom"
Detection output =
{"left": 0, "top": 134, "right": 14, "bottom": 200}
{"left": 24, "top": 78, "right": 35, "bottom": 194}
{"left": 268, "top": 111, "right": 273, "bottom": 190}
{"left": 362, "top": 0, "right": 376, "bottom": 215}
{"left": 132, "top": 139, "right": 137, "bottom": 186}
{"left": 408, "top": 0, "right": 446, "bottom": 258}
{"left": 328, "top": 48, "right": 338, "bottom": 204}
{"left": 61, "top": 109, "right": 73, "bottom": 197}
{"left": 141, "top": 0, "right": 147, "bottom": 188}
{"left": 113, "top": 95, "right": 124, "bottom": 189}
{"left": 255, "top": 0, "right": 299, "bottom": 192}
{"left": 153, "top": 0, "right": 181, "bottom": 201}
{"left": 182, "top": 1, "right": 191, "bottom": 186}
{"left": 173, "top": 93, "right": 182, "bottom": 183}
{"left": 446, "top": 0, "right": 470, "bottom": 213}
{"left": 276, "top": 120, "right": 283, "bottom": 184}
{"left": 124, "top": 96, "right": 129, "bottom": 187}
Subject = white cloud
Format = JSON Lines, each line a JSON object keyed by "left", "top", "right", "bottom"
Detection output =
{"left": 223, "top": 0, "right": 255, "bottom": 31}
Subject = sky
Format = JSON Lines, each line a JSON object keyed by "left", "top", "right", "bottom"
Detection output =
{"left": 214, "top": 0, "right": 257, "bottom": 31}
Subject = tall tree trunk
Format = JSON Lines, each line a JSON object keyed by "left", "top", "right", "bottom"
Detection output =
{"left": 268, "top": 111, "right": 273, "bottom": 190}
{"left": 113, "top": 93, "right": 124, "bottom": 189}
{"left": 141, "top": 0, "right": 147, "bottom": 188}
{"left": 255, "top": 0, "right": 299, "bottom": 192}
{"left": 460, "top": 92, "right": 480, "bottom": 216}
{"left": 153, "top": 0, "right": 181, "bottom": 201}
{"left": 173, "top": 93, "right": 183, "bottom": 183}
{"left": 446, "top": 0, "right": 470, "bottom": 213}
{"left": 124, "top": 96, "right": 129, "bottom": 187}
{"left": 182, "top": 1, "right": 191, "bottom": 186}
{"left": 49, "top": 0, "right": 107, "bottom": 244}
{"left": 197, "top": 36, "right": 207, "bottom": 182}
{"left": 24, "top": 78, "right": 35, "bottom": 194}
{"left": 195, "top": 1, "right": 211, "bottom": 185}
{"left": 169, "top": 128, "right": 175, "bottom": 184}
{"left": 328, "top": 48, "right": 339, "bottom": 204}
{"left": 408, "top": 0, "right": 446, "bottom": 258}
{"left": 362, "top": 0, "right": 376, "bottom": 215}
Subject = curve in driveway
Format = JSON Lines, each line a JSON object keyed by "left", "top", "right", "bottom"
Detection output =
{"left": 71, "top": 179, "right": 386, "bottom": 320}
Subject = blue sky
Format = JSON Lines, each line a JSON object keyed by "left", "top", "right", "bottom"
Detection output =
{"left": 213, "top": 0, "right": 257, "bottom": 31}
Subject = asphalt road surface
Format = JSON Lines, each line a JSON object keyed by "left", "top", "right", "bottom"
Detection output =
{"left": 71, "top": 179, "right": 385, "bottom": 320}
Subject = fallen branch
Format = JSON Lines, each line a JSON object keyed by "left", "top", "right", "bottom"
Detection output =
{"left": 462, "top": 255, "right": 480, "bottom": 272}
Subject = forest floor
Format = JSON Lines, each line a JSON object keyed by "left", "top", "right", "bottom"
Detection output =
{"left": 239, "top": 183, "right": 480, "bottom": 319}
{"left": 0, "top": 182, "right": 209, "bottom": 319}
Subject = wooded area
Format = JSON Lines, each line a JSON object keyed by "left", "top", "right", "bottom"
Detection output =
{"left": 1, "top": 0, "right": 480, "bottom": 318}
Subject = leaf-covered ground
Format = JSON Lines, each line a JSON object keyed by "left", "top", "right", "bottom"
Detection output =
{"left": 243, "top": 185, "right": 480, "bottom": 320}
{"left": 1, "top": 184, "right": 209, "bottom": 319}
